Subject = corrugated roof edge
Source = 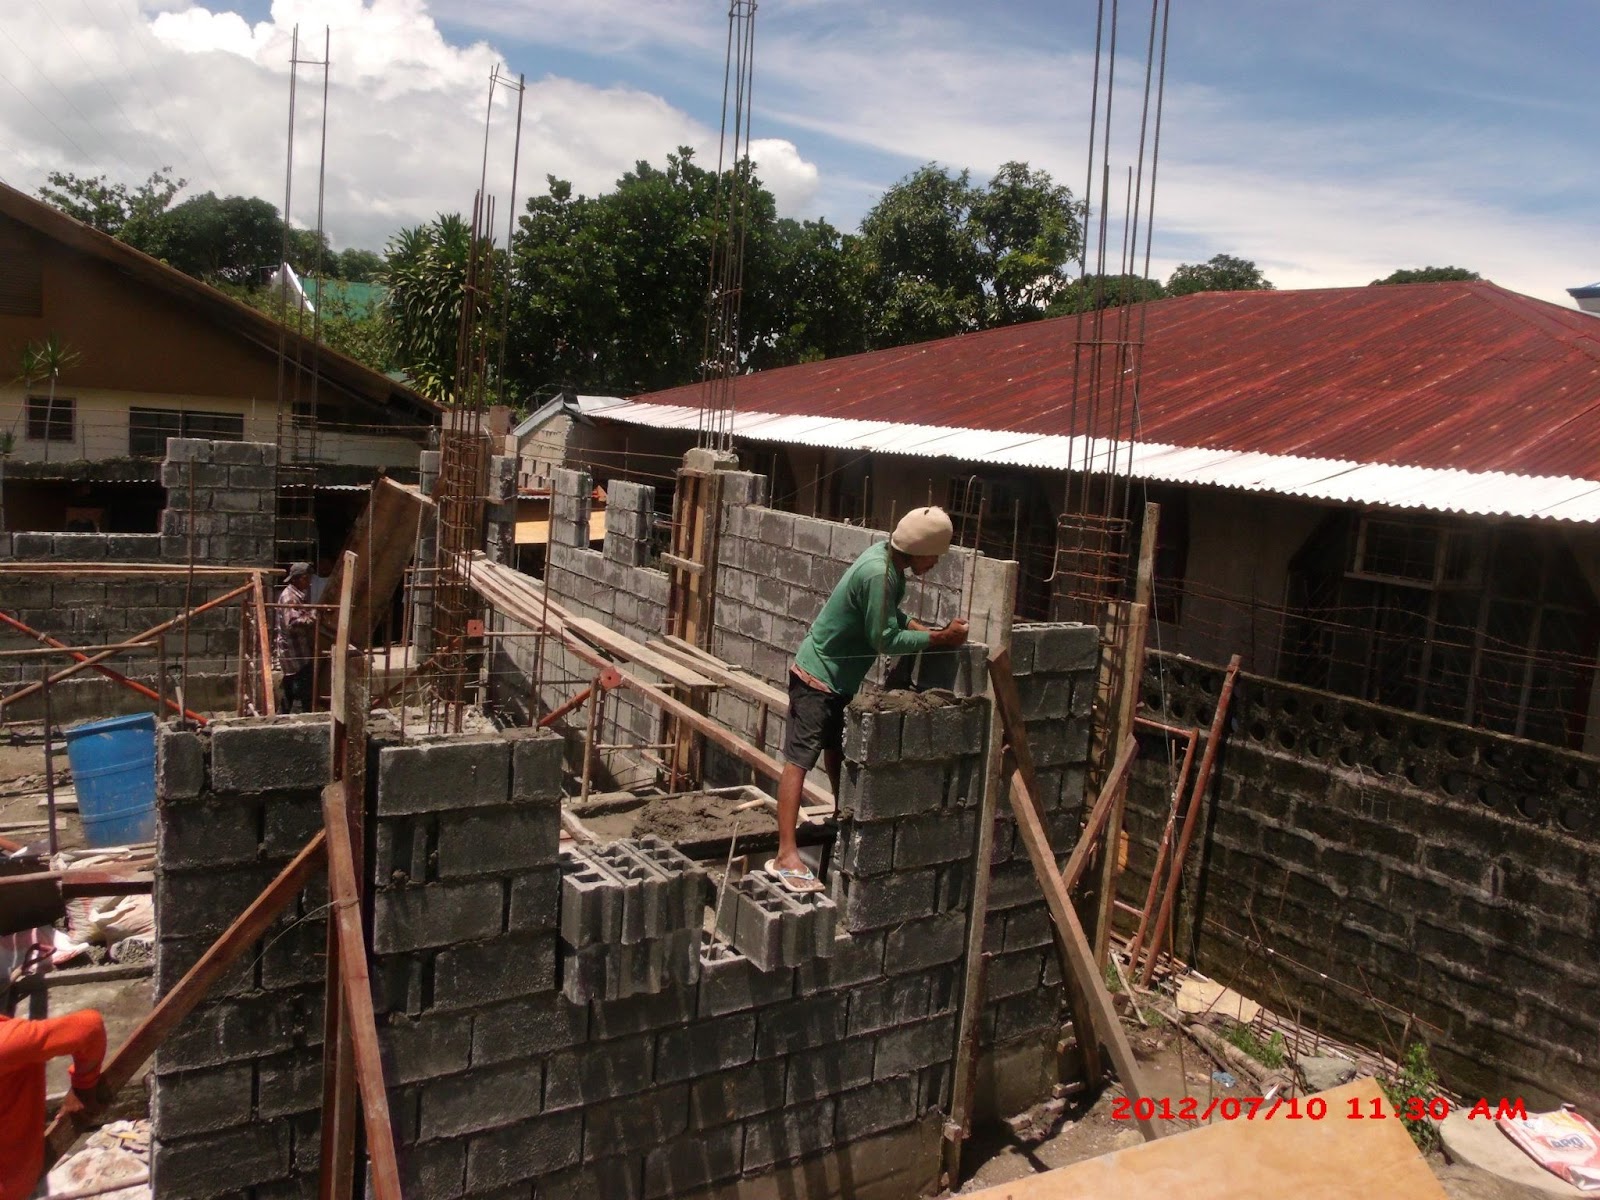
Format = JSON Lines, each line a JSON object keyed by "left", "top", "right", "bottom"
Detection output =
{"left": 594, "top": 401, "right": 1600, "bottom": 525}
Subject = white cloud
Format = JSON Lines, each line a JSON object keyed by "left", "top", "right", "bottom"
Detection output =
{"left": 0, "top": 0, "right": 823, "bottom": 253}
{"left": 749, "top": 139, "right": 820, "bottom": 216}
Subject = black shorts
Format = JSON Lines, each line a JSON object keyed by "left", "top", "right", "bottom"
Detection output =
{"left": 783, "top": 671, "right": 848, "bottom": 771}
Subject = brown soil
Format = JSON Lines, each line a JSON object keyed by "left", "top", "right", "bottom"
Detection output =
{"left": 0, "top": 730, "right": 84, "bottom": 851}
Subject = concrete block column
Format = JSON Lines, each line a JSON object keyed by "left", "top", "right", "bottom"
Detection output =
{"left": 159, "top": 438, "right": 278, "bottom": 566}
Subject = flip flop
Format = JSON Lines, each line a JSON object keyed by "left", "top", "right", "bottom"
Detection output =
{"left": 765, "top": 859, "right": 825, "bottom": 894}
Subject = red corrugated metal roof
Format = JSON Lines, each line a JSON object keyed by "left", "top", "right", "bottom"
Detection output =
{"left": 631, "top": 282, "right": 1600, "bottom": 480}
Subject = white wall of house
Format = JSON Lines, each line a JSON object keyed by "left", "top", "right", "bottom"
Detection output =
{"left": 0, "top": 386, "right": 423, "bottom": 469}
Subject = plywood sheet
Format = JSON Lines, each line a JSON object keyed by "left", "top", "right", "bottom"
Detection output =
{"left": 963, "top": 1078, "right": 1450, "bottom": 1200}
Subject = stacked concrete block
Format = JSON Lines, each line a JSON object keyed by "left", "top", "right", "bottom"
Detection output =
{"left": 559, "top": 836, "right": 706, "bottom": 1001}
{"left": 977, "top": 621, "right": 1096, "bottom": 1049}
{"left": 604, "top": 479, "right": 657, "bottom": 568}
{"left": 715, "top": 871, "right": 837, "bottom": 971}
{"left": 550, "top": 467, "right": 593, "bottom": 550}
{"left": 159, "top": 438, "right": 278, "bottom": 566}
{"left": 1125, "top": 650, "right": 1600, "bottom": 1114}
{"left": 0, "top": 570, "right": 244, "bottom": 688}
{"left": 150, "top": 716, "right": 335, "bottom": 1200}
{"left": 152, "top": 705, "right": 997, "bottom": 1200}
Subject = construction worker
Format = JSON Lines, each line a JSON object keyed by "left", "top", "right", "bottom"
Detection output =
{"left": 0, "top": 1007, "right": 106, "bottom": 1200}
{"left": 769, "top": 507, "right": 969, "bottom": 892}
{"left": 275, "top": 561, "right": 317, "bottom": 713}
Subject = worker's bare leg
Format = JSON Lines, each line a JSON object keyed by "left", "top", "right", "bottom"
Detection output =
{"left": 775, "top": 762, "right": 807, "bottom": 871}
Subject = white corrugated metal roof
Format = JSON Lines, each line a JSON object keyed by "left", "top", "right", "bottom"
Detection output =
{"left": 590, "top": 400, "right": 1600, "bottom": 524}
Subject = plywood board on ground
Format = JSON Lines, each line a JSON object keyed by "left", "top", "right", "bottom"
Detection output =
{"left": 962, "top": 1078, "right": 1449, "bottom": 1200}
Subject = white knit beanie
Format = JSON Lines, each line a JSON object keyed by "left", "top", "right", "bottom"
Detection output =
{"left": 891, "top": 506, "right": 954, "bottom": 556}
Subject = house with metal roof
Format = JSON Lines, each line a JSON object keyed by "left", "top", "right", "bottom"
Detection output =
{"left": 568, "top": 281, "right": 1600, "bottom": 751}
{"left": 0, "top": 180, "right": 439, "bottom": 544}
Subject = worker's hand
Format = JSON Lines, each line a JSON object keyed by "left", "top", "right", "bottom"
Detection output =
{"left": 930, "top": 618, "right": 970, "bottom": 648}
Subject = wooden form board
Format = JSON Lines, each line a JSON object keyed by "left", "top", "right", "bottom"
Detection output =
{"left": 318, "top": 477, "right": 430, "bottom": 649}
{"left": 960, "top": 1078, "right": 1451, "bottom": 1199}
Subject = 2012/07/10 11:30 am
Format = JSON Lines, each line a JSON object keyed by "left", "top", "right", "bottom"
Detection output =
{"left": 1112, "top": 1095, "right": 1529, "bottom": 1122}
{"left": 1350, "top": 1096, "right": 1529, "bottom": 1121}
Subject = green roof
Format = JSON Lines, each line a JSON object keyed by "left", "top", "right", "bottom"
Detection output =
{"left": 306, "top": 278, "right": 386, "bottom": 316}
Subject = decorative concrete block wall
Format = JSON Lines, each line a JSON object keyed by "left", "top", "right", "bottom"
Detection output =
{"left": 1125, "top": 651, "right": 1600, "bottom": 1113}
{"left": 149, "top": 707, "right": 993, "bottom": 1200}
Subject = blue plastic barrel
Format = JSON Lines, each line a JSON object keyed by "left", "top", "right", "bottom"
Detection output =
{"left": 64, "top": 713, "right": 158, "bottom": 848}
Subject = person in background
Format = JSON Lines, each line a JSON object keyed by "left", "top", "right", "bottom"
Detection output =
{"left": 768, "top": 507, "right": 969, "bottom": 892}
{"left": 275, "top": 561, "right": 317, "bottom": 713}
{"left": 0, "top": 1007, "right": 105, "bottom": 1200}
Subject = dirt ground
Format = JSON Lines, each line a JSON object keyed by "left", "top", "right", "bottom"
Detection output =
{"left": 0, "top": 733, "right": 83, "bottom": 851}
{"left": 957, "top": 1020, "right": 1552, "bottom": 1199}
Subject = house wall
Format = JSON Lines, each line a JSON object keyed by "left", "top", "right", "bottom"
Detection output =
{"left": 0, "top": 386, "right": 421, "bottom": 470}
{"left": 149, "top": 708, "right": 998, "bottom": 1200}
{"left": 517, "top": 414, "right": 574, "bottom": 490}
{"left": 1123, "top": 651, "right": 1600, "bottom": 1114}
{"left": 1155, "top": 489, "right": 1326, "bottom": 676}
{"left": 0, "top": 214, "right": 425, "bottom": 470}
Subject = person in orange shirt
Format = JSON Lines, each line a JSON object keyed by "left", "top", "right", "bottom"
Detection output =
{"left": 0, "top": 1008, "right": 106, "bottom": 1200}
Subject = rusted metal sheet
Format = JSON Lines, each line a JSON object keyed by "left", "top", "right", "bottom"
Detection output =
{"left": 611, "top": 283, "right": 1600, "bottom": 519}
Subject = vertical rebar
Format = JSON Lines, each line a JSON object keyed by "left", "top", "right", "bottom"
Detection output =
{"left": 41, "top": 667, "right": 57, "bottom": 857}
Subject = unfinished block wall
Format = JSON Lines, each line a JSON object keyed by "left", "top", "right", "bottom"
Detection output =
{"left": 976, "top": 624, "right": 1096, "bottom": 1093}
{"left": 1125, "top": 652, "right": 1600, "bottom": 1113}
{"left": 0, "top": 438, "right": 276, "bottom": 699}
{"left": 158, "top": 438, "right": 278, "bottom": 566}
{"left": 149, "top": 706, "right": 1002, "bottom": 1200}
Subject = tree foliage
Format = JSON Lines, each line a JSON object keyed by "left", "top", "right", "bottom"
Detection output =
{"left": 857, "top": 161, "right": 1082, "bottom": 347}
{"left": 37, "top": 168, "right": 380, "bottom": 289}
{"left": 1049, "top": 272, "right": 1166, "bottom": 315}
{"left": 383, "top": 214, "right": 496, "bottom": 403}
{"left": 1165, "top": 253, "right": 1275, "bottom": 296}
{"left": 37, "top": 168, "right": 184, "bottom": 243}
{"left": 506, "top": 148, "right": 865, "bottom": 396}
{"left": 1370, "top": 266, "right": 1481, "bottom": 285}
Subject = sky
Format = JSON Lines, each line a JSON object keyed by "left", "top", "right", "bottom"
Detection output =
{"left": 0, "top": 0, "right": 1594, "bottom": 307}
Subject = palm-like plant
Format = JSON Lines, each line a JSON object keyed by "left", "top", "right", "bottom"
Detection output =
{"left": 17, "top": 335, "right": 82, "bottom": 464}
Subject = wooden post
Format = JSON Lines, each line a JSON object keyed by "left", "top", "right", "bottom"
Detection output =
{"left": 254, "top": 573, "right": 276, "bottom": 716}
{"left": 989, "top": 650, "right": 1161, "bottom": 1140}
{"left": 940, "top": 560, "right": 1017, "bottom": 1186}
{"left": 1094, "top": 598, "right": 1151, "bottom": 963}
{"left": 319, "top": 555, "right": 366, "bottom": 1200}
{"left": 1127, "top": 725, "right": 1198, "bottom": 968}
{"left": 1138, "top": 655, "right": 1241, "bottom": 987}
{"left": 322, "top": 783, "right": 402, "bottom": 1199}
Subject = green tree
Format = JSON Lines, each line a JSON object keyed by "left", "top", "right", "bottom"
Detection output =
{"left": 336, "top": 248, "right": 385, "bottom": 283}
{"left": 1166, "top": 253, "right": 1275, "bottom": 296}
{"left": 15, "top": 335, "right": 82, "bottom": 465}
{"left": 232, "top": 285, "right": 394, "bottom": 375}
{"left": 36, "top": 168, "right": 184, "bottom": 246}
{"left": 384, "top": 213, "right": 496, "bottom": 403}
{"left": 506, "top": 148, "right": 845, "bottom": 395}
{"left": 139, "top": 192, "right": 285, "bottom": 285}
{"left": 857, "top": 165, "right": 987, "bottom": 347}
{"left": 750, "top": 217, "right": 868, "bottom": 369}
{"left": 1048, "top": 272, "right": 1166, "bottom": 315}
{"left": 1370, "top": 266, "right": 1481, "bottom": 285}
{"left": 856, "top": 161, "right": 1082, "bottom": 348}
{"left": 974, "top": 161, "right": 1083, "bottom": 322}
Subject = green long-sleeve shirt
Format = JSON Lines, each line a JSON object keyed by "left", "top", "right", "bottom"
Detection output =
{"left": 793, "top": 540, "right": 932, "bottom": 696}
